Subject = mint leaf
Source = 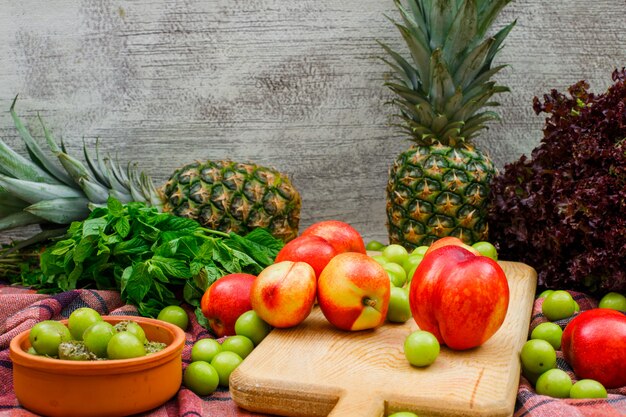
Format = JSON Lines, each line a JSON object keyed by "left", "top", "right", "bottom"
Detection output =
{"left": 231, "top": 249, "right": 262, "bottom": 273}
{"left": 106, "top": 197, "right": 125, "bottom": 217}
{"left": 73, "top": 237, "right": 96, "bottom": 263}
{"left": 152, "top": 256, "right": 192, "bottom": 279}
{"left": 136, "top": 219, "right": 161, "bottom": 242}
{"left": 213, "top": 241, "right": 241, "bottom": 272}
{"left": 147, "top": 262, "right": 169, "bottom": 283}
{"left": 97, "top": 239, "right": 111, "bottom": 256}
{"left": 137, "top": 298, "right": 165, "bottom": 318}
{"left": 194, "top": 307, "right": 210, "bottom": 328}
{"left": 67, "top": 221, "right": 83, "bottom": 236}
{"left": 120, "top": 265, "right": 133, "bottom": 295}
{"left": 228, "top": 228, "right": 283, "bottom": 267}
{"left": 113, "top": 237, "right": 150, "bottom": 256}
{"left": 183, "top": 281, "right": 204, "bottom": 307}
{"left": 154, "top": 215, "right": 199, "bottom": 233}
{"left": 114, "top": 216, "right": 131, "bottom": 239}
{"left": 83, "top": 217, "right": 108, "bottom": 237}
{"left": 153, "top": 239, "right": 178, "bottom": 258}
{"left": 122, "top": 262, "right": 152, "bottom": 304}
{"left": 63, "top": 263, "right": 83, "bottom": 291}
{"left": 177, "top": 236, "right": 200, "bottom": 258}
{"left": 243, "top": 228, "right": 284, "bottom": 252}
{"left": 193, "top": 268, "right": 209, "bottom": 293}
{"left": 152, "top": 235, "right": 199, "bottom": 258}
{"left": 88, "top": 206, "right": 109, "bottom": 219}
{"left": 189, "top": 261, "right": 204, "bottom": 277}
{"left": 62, "top": 251, "right": 74, "bottom": 271}
{"left": 202, "top": 262, "right": 224, "bottom": 288}
{"left": 102, "top": 233, "right": 124, "bottom": 245}
{"left": 152, "top": 280, "right": 177, "bottom": 303}
{"left": 40, "top": 250, "right": 64, "bottom": 276}
{"left": 50, "top": 239, "right": 75, "bottom": 256}
{"left": 197, "top": 239, "right": 216, "bottom": 260}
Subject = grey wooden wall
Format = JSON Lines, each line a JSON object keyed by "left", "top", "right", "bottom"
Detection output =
{"left": 1, "top": 0, "right": 625, "bottom": 243}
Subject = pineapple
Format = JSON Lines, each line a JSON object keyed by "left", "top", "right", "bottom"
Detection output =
{"left": 161, "top": 160, "right": 300, "bottom": 241}
{"left": 0, "top": 98, "right": 301, "bottom": 246}
{"left": 381, "top": 0, "right": 514, "bottom": 249}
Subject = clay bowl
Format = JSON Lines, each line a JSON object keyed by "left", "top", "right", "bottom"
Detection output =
{"left": 9, "top": 315, "right": 186, "bottom": 417}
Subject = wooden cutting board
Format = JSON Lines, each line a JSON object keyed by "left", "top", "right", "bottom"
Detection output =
{"left": 230, "top": 261, "right": 537, "bottom": 417}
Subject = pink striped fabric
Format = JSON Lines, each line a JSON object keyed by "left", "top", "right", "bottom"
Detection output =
{"left": 1, "top": 285, "right": 624, "bottom": 416}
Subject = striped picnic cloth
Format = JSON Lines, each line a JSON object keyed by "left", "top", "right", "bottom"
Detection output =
{"left": 0, "top": 284, "right": 267, "bottom": 417}
{"left": 0, "top": 284, "right": 624, "bottom": 417}
{"left": 515, "top": 292, "right": 626, "bottom": 417}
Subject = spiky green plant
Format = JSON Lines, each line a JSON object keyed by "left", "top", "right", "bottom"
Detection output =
{"left": 0, "top": 98, "right": 301, "bottom": 251}
{"left": 381, "top": 0, "right": 514, "bottom": 248}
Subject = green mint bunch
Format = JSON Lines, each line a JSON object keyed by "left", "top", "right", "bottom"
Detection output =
{"left": 39, "top": 197, "right": 283, "bottom": 317}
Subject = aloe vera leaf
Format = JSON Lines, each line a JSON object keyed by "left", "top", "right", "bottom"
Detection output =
{"left": 126, "top": 164, "right": 159, "bottom": 206}
{"left": 24, "top": 197, "right": 90, "bottom": 224}
{"left": 56, "top": 152, "right": 91, "bottom": 184}
{"left": 110, "top": 152, "right": 130, "bottom": 184}
{"left": 0, "top": 136, "right": 60, "bottom": 184}
{"left": 141, "top": 172, "right": 163, "bottom": 209}
{"left": 83, "top": 139, "right": 109, "bottom": 186}
{"left": 109, "top": 188, "right": 133, "bottom": 203}
{"left": 0, "top": 211, "right": 43, "bottom": 231}
{"left": 0, "top": 174, "right": 83, "bottom": 204}
{"left": 78, "top": 177, "right": 110, "bottom": 204}
{"left": 39, "top": 113, "right": 63, "bottom": 153}
{"left": 127, "top": 166, "right": 147, "bottom": 203}
{"left": 0, "top": 188, "right": 29, "bottom": 209}
{"left": 94, "top": 140, "right": 112, "bottom": 188}
{"left": 103, "top": 157, "right": 130, "bottom": 193}
{"left": 0, "top": 201, "right": 28, "bottom": 216}
{"left": 9, "top": 100, "right": 74, "bottom": 186}
{"left": 107, "top": 155, "right": 130, "bottom": 188}
{"left": 37, "top": 113, "right": 76, "bottom": 186}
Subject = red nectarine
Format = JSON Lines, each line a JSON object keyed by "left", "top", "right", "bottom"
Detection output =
{"left": 317, "top": 253, "right": 390, "bottom": 331}
{"left": 200, "top": 273, "right": 256, "bottom": 337}
{"left": 250, "top": 261, "right": 317, "bottom": 328}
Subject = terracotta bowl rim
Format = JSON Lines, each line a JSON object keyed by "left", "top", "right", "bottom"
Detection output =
{"left": 9, "top": 315, "right": 186, "bottom": 374}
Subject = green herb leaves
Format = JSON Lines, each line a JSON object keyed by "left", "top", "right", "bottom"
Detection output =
{"left": 38, "top": 198, "right": 283, "bottom": 317}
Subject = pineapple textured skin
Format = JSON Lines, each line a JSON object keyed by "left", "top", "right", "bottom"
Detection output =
{"left": 162, "top": 160, "right": 301, "bottom": 242}
{"left": 387, "top": 143, "right": 495, "bottom": 248}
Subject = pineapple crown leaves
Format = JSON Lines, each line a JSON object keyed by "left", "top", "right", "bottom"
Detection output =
{"left": 379, "top": 0, "right": 515, "bottom": 146}
{"left": 0, "top": 97, "right": 160, "bottom": 236}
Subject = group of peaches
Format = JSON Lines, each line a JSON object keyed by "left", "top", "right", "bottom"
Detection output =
{"left": 201, "top": 220, "right": 510, "bottom": 353}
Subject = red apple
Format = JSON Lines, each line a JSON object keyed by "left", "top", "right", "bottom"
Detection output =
{"left": 317, "top": 252, "right": 390, "bottom": 331}
{"left": 200, "top": 273, "right": 256, "bottom": 337}
{"left": 275, "top": 235, "right": 338, "bottom": 278}
{"left": 250, "top": 261, "right": 317, "bottom": 328}
{"left": 301, "top": 220, "right": 366, "bottom": 254}
{"left": 561, "top": 308, "right": 626, "bottom": 388}
{"left": 409, "top": 245, "right": 509, "bottom": 350}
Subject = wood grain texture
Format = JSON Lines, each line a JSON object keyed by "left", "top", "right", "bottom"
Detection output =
{"left": 230, "top": 261, "right": 538, "bottom": 417}
{"left": 0, "top": 1, "right": 624, "bottom": 243}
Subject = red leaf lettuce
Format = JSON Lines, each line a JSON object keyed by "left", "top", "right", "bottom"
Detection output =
{"left": 488, "top": 69, "right": 626, "bottom": 293}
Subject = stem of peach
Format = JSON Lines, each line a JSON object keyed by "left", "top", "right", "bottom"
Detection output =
{"left": 362, "top": 297, "right": 376, "bottom": 308}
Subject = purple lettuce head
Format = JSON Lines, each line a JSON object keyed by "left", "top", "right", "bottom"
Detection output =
{"left": 488, "top": 69, "right": 626, "bottom": 293}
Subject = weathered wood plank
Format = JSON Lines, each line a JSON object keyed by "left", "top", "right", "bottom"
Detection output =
{"left": 1, "top": 0, "right": 624, "bottom": 243}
